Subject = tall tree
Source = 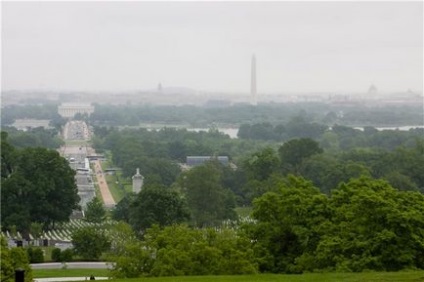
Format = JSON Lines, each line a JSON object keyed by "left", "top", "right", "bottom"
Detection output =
{"left": 72, "top": 226, "right": 111, "bottom": 261}
{"left": 315, "top": 177, "right": 424, "bottom": 272}
{"left": 1, "top": 143, "right": 80, "bottom": 233}
{"left": 243, "top": 147, "right": 280, "bottom": 181}
{"left": 112, "top": 193, "right": 136, "bottom": 223}
{"left": 129, "top": 185, "right": 190, "bottom": 232}
{"left": 246, "top": 175, "right": 329, "bottom": 273}
{"left": 278, "top": 138, "right": 323, "bottom": 174}
{"left": 85, "top": 197, "right": 106, "bottom": 223}
{"left": 1, "top": 132, "right": 15, "bottom": 179}
{"left": 179, "top": 162, "right": 237, "bottom": 227}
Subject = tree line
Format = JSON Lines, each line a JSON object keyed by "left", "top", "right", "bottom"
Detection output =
{"left": 2, "top": 102, "right": 422, "bottom": 128}
{"left": 67, "top": 175, "right": 424, "bottom": 276}
{"left": 238, "top": 119, "right": 423, "bottom": 151}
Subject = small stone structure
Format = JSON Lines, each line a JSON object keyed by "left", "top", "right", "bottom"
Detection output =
{"left": 132, "top": 168, "right": 144, "bottom": 193}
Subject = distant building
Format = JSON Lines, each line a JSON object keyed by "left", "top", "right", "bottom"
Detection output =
{"left": 132, "top": 168, "right": 144, "bottom": 193}
{"left": 186, "top": 156, "right": 229, "bottom": 167}
{"left": 11, "top": 119, "right": 52, "bottom": 131}
{"left": 58, "top": 103, "right": 94, "bottom": 118}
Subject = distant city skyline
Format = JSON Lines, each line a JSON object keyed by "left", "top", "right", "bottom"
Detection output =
{"left": 2, "top": 1, "right": 423, "bottom": 93}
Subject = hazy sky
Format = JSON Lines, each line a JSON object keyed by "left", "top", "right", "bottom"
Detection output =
{"left": 2, "top": 1, "right": 423, "bottom": 93}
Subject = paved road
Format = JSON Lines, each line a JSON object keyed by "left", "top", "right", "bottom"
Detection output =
{"left": 31, "top": 262, "right": 111, "bottom": 269}
{"left": 93, "top": 160, "right": 116, "bottom": 208}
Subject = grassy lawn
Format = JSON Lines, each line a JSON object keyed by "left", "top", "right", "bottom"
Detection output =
{"left": 104, "top": 172, "right": 132, "bottom": 203}
{"left": 88, "top": 150, "right": 131, "bottom": 203}
{"left": 112, "top": 272, "right": 424, "bottom": 282}
{"left": 31, "top": 271, "right": 424, "bottom": 281}
{"left": 33, "top": 269, "right": 110, "bottom": 278}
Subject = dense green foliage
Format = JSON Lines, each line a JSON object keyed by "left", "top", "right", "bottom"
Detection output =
{"left": 1, "top": 133, "right": 80, "bottom": 234}
{"left": 1, "top": 126, "right": 64, "bottom": 149}
{"left": 1, "top": 104, "right": 65, "bottom": 127}
{"left": 89, "top": 115, "right": 424, "bottom": 275}
{"left": 51, "top": 247, "right": 75, "bottom": 262}
{"left": 85, "top": 197, "right": 107, "bottom": 223}
{"left": 2, "top": 102, "right": 423, "bottom": 277}
{"left": 51, "top": 248, "right": 62, "bottom": 262}
{"left": 0, "top": 236, "right": 33, "bottom": 282}
{"left": 128, "top": 185, "right": 190, "bottom": 231}
{"left": 26, "top": 247, "right": 44, "bottom": 263}
{"left": 245, "top": 176, "right": 424, "bottom": 273}
{"left": 239, "top": 121, "right": 423, "bottom": 151}
{"left": 109, "top": 224, "right": 257, "bottom": 278}
{"left": 71, "top": 226, "right": 111, "bottom": 260}
{"left": 177, "top": 161, "right": 237, "bottom": 227}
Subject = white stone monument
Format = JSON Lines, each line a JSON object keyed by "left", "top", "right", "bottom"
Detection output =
{"left": 132, "top": 168, "right": 144, "bottom": 193}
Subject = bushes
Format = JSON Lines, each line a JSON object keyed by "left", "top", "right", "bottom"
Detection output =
{"left": 27, "top": 247, "right": 44, "bottom": 263}
{"left": 51, "top": 248, "right": 74, "bottom": 262}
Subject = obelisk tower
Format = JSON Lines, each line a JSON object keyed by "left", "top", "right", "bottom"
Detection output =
{"left": 250, "top": 54, "right": 257, "bottom": 106}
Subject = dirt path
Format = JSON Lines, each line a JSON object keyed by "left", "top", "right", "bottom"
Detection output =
{"left": 93, "top": 159, "right": 116, "bottom": 208}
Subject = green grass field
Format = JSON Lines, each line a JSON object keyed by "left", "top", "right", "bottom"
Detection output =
{"left": 32, "top": 270, "right": 424, "bottom": 282}
{"left": 104, "top": 172, "right": 132, "bottom": 203}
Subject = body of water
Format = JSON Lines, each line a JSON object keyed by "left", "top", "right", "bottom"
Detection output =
{"left": 355, "top": 125, "right": 424, "bottom": 131}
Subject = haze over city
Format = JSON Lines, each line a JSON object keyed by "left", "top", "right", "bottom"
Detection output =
{"left": 2, "top": 1, "right": 423, "bottom": 94}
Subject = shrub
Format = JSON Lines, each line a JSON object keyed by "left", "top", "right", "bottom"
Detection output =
{"left": 60, "top": 249, "right": 74, "bottom": 262}
{"left": 27, "top": 247, "right": 44, "bottom": 263}
{"left": 51, "top": 248, "right": 61, "bottom": 262}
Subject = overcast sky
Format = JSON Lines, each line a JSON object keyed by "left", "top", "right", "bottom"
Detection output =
{"left": 2, "top": 1, "right": 423, "bottom": 93}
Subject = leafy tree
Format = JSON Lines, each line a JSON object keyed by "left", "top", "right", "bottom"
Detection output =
{"left": 243, "top": 147, "right": 280, "bottom": 181}
{"left": 107, "top": 222, "right": 153, "bottom": 278}
{"left": 128, "top": 185, "right": 190, "bottom": 232}
{"left": 112, "top": 193, "right": 136, "bottom": 222}
{"left": 3, "top": 127, "right": 64, "bottom": 149}
{"left": 72, "top": 226, "right": 111, "bottom": 261}
{"left": 178, "top": 162, "right": 237, "bottom": 227}
{"left": 246, "top": 175, "right": 329, "bottom": 273}
{"left": 278, "top": 138, "right": 323, "bottom": 174}
{"left": 85, "top": 197, "right": 106, "bottom": 223}
{"left": 141, "top": 224, "right": 257, "bottom": 276}
{"left": 122, "top": 157, "right": 181, "bottom": 186}
{"left": 285, "top": 117, "right": 328, "bottom": 140}
{"left": 1, "top": 132, "right": 16, "bottom": 179}
{"left": 300, "top": 155, "right": 371, "bottom": 194}
{"left": 109, "top": 239, "right": 153, "bottom": 278}
{"left": 0, "top": 236, "right": 33, "bottom": 282}
{"left": 29, "top": 223, "right": 43, "bottom": 240}
{"left": 1, "top": 144, "right": 80, "bottom": 233}
{"left": 315, "top": 177, "right": 424, "bottom": 271}
{"left": 167, "top": 141, "right": 187, "bottom": 161}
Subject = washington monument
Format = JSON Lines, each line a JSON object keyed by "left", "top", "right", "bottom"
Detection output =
{"left": 251, "top": 54, "right": 257, "bottom": 106}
